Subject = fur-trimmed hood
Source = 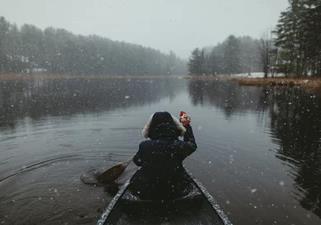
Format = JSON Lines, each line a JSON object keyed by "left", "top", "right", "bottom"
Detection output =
{"left": 142, "top": 113, "right": 186, "bottom": 139}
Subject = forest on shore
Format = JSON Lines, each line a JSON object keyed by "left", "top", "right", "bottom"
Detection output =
{"left": 189, "top": 0, "right": 321, "bottom": 78}
{"left": 1, "top": 0, "right": 320, "bottom": 78}
{"left": 0, "top": 17, "right": 187, "bottom": 76}
{"left": 188, "top": 35, "right": 263, "bottom": 76}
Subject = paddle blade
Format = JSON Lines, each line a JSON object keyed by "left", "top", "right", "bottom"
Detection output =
{"left": 96, "top": 163, "right": 127, "bottom": 184}
{"left": 80, "top": 168, "right": 101, "bottom": 185}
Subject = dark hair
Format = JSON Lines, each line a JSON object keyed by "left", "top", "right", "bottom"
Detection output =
{"left": 148, "top": 112, "right": 180, "bottom": 139}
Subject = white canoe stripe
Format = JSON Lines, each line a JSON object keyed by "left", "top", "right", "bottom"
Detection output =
{"left": 97, "top": 178, "right": 132, "bottom": 225}
{"left": 186, "top": 170, "right": 233, "bottom": 225}
{"left": 97, "top": 168, "right": 233, "bottom": 225}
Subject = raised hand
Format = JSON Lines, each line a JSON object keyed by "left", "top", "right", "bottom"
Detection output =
{"left": 179, "top": 111, "right": 191, "bottom": 127}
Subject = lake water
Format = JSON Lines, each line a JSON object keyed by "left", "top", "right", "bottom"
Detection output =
{"left": 0, "top": 77, "right": 321, "bottom": 225}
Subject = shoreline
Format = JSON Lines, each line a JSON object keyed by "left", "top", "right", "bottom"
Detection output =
{"left": 233, "top": 77, "right": 321, "bottom": 92}
{"left": 1, "top": 73, "right": 321, "bottom": 93}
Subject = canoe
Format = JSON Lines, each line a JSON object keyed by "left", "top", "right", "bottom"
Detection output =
{"left": 97, "top": 169, "right": 233, "bottom": 225}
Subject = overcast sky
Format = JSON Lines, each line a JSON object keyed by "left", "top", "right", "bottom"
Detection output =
{"left": 0, "top": 0, "right": 289, "bottom": 58}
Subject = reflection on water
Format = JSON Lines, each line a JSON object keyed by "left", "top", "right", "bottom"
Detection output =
{"left": 0, "top": 78, "right": 321, "bottom": 225}
{"left": 0, "top": 78, "right": 183, "bottom": 225}
{"left": 188, "top": 80, "right": 268, "bottom": 116}
{"left": 0, "top": 78, "right": 179, "bottom": 130}
{"left": 266, "top": 88, "right": 321, "bottom": 217}
{"left": 188, "top": 79, "right": 321, "bottom": 219}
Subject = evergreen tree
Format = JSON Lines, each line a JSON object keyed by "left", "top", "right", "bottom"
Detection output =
{"left": 223, "top": 35, "right": 241, "bottom": 74}
{"left": 188, "top": 48, "right": 205, "bottom": 75}
{"left": 0, "top": 17, "right": 10, "bottom": 72}
{"left": 188, "top": 35, "right": 263, "bottom": 76}
{"left": 239, "top": 36, "right": 261, "bottom": 75}
{"left": 275, "top": 0, "right": 321, "bottom": 76}
{"left": 301, "top": 0, "right": 321, "bottom": 76}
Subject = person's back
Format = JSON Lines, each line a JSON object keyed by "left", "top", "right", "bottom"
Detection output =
{"left": 130, "top": 111, "right": 197, "bottom": 200}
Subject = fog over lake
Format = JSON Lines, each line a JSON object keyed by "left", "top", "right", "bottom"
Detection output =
{"left": 0, "top": 0, "right": 289, "bottom": 58}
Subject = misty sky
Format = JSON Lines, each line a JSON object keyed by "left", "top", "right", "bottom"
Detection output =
{"left": 0, "top": 0, "right": 289, "bottom": 58}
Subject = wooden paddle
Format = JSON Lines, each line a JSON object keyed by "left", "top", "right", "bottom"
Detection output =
{"left": 96, "top": 158, "right": 133, "bottom": 184}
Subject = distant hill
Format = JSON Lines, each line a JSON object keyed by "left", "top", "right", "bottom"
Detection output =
{"left": 0, "top": 16, "right": 187, "bottom": 76}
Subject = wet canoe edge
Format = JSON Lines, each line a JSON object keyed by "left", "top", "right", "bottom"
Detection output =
{"left": 97, "top": 178, "right": 132, "bottom": 225}
{"left": 187, "top": 169, "right": 233, "bottom": 225}
{"left": 97, "top": 168, "right": 233, "bottom": 225}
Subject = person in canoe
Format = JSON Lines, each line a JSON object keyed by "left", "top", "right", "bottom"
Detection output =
{"left": 129, "top": 111, "right": 197, "bottom": 200}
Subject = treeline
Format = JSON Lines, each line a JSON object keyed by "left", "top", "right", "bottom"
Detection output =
{"left": 0, "top": 16, "right": 187, "bottom": 76}
{"left": 275, "top": 0, "right": 321, "bottom": 76}
{"left": 188, "top": 35, "right": 263, "bottom": 76}
{"left": 189, "top": 0, "right": 321, "bottom": 77}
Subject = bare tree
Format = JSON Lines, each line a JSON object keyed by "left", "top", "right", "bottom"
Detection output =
{"left": 259, "top": 31, "right": 274, "bottom": 78}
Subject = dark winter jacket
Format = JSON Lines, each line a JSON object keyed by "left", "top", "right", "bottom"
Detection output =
{"left": 130, "top": 123, "right": 197, "bottom": 200}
